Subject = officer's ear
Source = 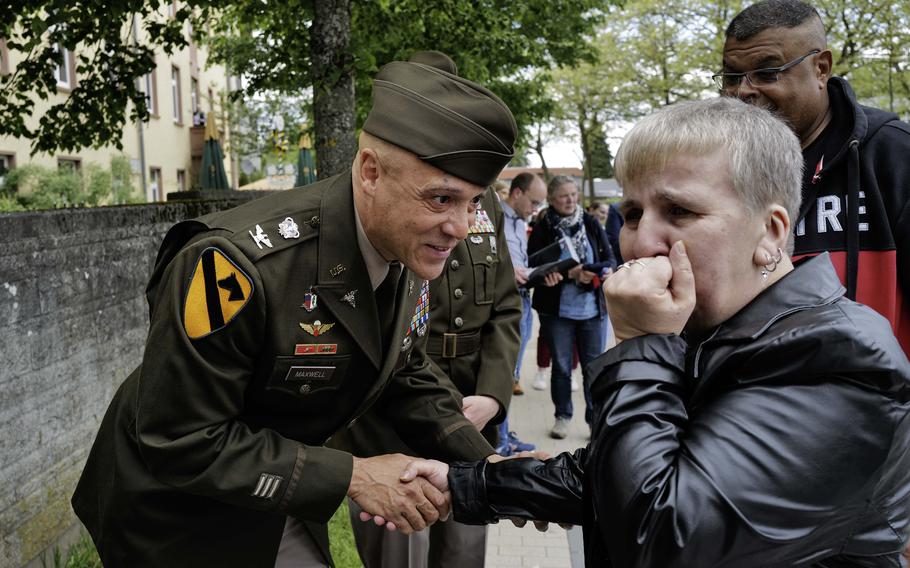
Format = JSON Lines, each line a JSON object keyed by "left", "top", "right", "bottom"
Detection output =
{"left": 356, "top": 147, "right": 382, "bottom": 196}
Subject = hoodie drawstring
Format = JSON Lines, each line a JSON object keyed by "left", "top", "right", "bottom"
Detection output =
{"left": 845, "top": 139, "right": 860, "bottom": 300}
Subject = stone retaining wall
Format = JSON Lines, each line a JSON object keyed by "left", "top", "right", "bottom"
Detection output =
{"left": 0, "top": 198, "right": 253, "bottom": 567}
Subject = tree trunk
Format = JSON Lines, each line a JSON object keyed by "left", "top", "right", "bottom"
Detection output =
{"left": 533, "top": 123, "right": 551, "bottom": 182}
{"left": 577, "top": 111, "right": 594, "bottom": 204}
{"left": 310, "top": 0, "right": 356, "bottom": 179}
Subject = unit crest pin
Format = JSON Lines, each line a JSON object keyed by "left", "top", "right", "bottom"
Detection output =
{"left": 278, "top": 217, "right": 300, "bottom": 239}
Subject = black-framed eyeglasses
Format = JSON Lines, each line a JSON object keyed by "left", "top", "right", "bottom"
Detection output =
{"left": 712, "top": 50, "right": 820, "bottom": 91}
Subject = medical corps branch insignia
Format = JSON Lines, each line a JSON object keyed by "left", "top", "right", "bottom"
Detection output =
{"left": 183, "top": 247, "right": 253, "bottom": 339}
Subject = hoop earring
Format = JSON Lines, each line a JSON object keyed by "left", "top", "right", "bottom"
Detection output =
{"left": 763, "top": 247, "right": 783, "bottom": 273}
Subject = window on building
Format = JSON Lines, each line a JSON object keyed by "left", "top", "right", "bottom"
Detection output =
{"left": 144, "top": 69, "right": 158, "bottom": 117}
{"left": 176, "top": 169, "right": 186, "bottom": 192}
{"left": 54, "top": 43, "right": 73, "bottom": 90}
{"left": 190, "top": 78, "right": 199, "bottom": 113}
{"left": 0, "top": 153, "right": 14, "bottom": 188}
{"left": 58, "top": 157, "right": 81, "bottom": 172}
{"left": 150, "top": 167, "right": 162, "bottom": 201}
{"left": 171, "top": 65, "right": 182, "bottom": 124}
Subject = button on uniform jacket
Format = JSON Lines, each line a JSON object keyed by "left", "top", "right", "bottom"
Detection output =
{"left": 72, "top": 173, "right": 493, "bottom": 567}
{"left": 450, "top": 254, "right": 910, "bottom": 567}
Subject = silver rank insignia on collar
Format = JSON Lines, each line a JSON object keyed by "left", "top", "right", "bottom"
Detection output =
{"left": 278, "top": 217, "right": 300, "bottom": 239}
{"left": 249, "top": 224, "right": 273, "bottom": 249}
{"left": 342, "top": 290, "right": 357, "bottom": 308}
{"left": 408, "top": 280, "right": 414, "bottom": 294}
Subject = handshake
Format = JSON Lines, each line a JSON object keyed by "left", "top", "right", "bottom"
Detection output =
{"left": 346, "top": 451, "right": 550, "bottom": 534}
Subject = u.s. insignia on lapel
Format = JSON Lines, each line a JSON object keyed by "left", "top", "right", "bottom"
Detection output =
{"left": 301, "top": 289, "right": 317, "bottom": 312}
{"left": 300, "top": 320, "right": 335, "bottom": 337}
{"left": 468, "top": 208, "right": 494, "bottom": 234}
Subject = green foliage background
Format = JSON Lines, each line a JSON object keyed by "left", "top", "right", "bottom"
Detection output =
{"left": 0, "top": 155, "right": 140, "bottom": 211}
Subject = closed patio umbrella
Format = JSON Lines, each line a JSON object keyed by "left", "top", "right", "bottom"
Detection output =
{"left": 295, "top": 133, "right": 317, "bottom": 187}
{"left": 200, "top": 114, "right": 230, "bottom": 190}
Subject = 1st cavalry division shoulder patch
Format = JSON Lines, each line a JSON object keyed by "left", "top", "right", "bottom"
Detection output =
{"left": 183, "top": 247, "right": 254, "bottom": 339}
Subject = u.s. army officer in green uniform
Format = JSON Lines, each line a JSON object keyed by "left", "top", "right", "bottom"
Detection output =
{"left": 336, "top": 183, "right": 521, "bottom": 568}
{"left": 71, "top": 51, "right": 517, "bottom": 567}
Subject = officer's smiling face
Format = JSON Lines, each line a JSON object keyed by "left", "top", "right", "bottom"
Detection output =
{"left": 357, "top": 142, "right": 485, "bottom": 280}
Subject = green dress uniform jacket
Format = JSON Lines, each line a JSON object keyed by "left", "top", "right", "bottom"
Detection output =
{"left": 333, "top": 188, "right": 521, "bottom": 455}
{"left": 71, "top": 173, "right": 494, "bottom": 567}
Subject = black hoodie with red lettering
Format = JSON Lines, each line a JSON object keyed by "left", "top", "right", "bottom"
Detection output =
{"left": 793, "top": 76, "right": 910, "bottom": 354}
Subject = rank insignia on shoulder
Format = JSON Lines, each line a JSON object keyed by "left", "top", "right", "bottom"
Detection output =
{"left": 468, "top": 208, "right": 495, "bottom": 234}
{"left": 249, "top": 224, "right": 273, "bottom": 249}
{"left": 183, "top": 247, "right": 253, "bottom": 339}
{"left": 295, "top": 343, "right": 338, "bottom": 355}
{"left": 252, "top": 473, "right": 283, "bottom": 499}
{"left": 278, "top": 217, "right": 300, "bottom": 239}
{"left": 301, "top": 289, "right": 318, "bottom": 312}
{"left": 300, "top": 320, "right": 335, "bottom": 337}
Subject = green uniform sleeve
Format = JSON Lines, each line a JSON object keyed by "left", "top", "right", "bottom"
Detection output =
{"left": 134, "top": 235, "right": 352, "bottom": 523}
{"left": 381, "top": 337, "right": 495, "bottom": 461}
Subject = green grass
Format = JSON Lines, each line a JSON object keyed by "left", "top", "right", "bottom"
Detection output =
{"left": 47, "top": 504, "right": 360, "bottom": 568}
{"left": 40, "top": 531, "right": 101, "bottom": 568}
{"left": 329, "top": 500, "right": 363, "bottom": 568}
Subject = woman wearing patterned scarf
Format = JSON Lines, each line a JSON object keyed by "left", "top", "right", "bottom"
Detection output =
{"left": 528, "top": 175, "right": 617, "bottom": 439}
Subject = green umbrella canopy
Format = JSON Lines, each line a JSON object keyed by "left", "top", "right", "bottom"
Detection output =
{"left": 295, "top": 133, "right": 317, "bottom": 187}
{"left": 200, "top": 115, "right": 230, "bottom": 190}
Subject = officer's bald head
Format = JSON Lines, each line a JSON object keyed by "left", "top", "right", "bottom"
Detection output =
{"left": 356, "top": 132, "right": 410, "bottom": 179}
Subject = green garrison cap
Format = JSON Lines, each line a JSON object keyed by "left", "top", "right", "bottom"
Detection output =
{"left": 363, "top": 51, "right": 517, "bottom": 187}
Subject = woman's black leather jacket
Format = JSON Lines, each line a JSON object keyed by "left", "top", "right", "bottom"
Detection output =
{"left": 450, "top": 254, "right": 910, "bottom": 567}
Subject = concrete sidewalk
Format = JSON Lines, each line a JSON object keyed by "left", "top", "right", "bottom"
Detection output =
{"left": 484, "top": 314, "right": 605, "bottom": 567}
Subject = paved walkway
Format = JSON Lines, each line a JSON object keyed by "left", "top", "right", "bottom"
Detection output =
{"left": 484, "top": 314, "right": 611, "bottom": 567}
